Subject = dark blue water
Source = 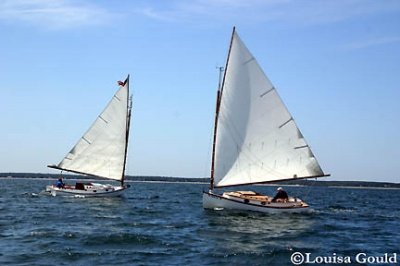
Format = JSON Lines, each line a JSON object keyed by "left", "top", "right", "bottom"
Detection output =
{"left": 0, "top": 178, "right": 399, "bottom": 265}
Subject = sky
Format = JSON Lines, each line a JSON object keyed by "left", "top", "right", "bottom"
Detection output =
{"left": 0, "top": 0, "right": 399, "bottom": 183}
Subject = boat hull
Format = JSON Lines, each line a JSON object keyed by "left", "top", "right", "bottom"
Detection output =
{"left": 45, "top": 183, "right": 128, "bottom": 197}
{"left": 203, "top": 191, "right": 310, "bottom": 213}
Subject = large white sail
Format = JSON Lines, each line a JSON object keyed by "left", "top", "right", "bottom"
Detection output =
{"left": 214, "top": 30, "right": 325, "bottom": 188}
{"left": 51, "top": 79, "right": 130, "bottom": 182}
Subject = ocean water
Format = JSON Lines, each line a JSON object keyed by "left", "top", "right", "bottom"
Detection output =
{"left": 0, "top": 178, "right": 399, "bottom": 266}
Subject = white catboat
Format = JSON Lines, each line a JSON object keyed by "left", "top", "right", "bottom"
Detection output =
{"left": 203, "top": 28, "right": 329, "bottom": 213}
{"left": 46, "top": 76, "right": 132, "bottom": 197}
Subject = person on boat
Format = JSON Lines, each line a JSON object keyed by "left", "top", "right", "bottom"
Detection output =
{"left": 55, "top": 178, "right": 65, "bottom": 189}
{"left": 272, "top": 187, "right": 289, "bottom": 202}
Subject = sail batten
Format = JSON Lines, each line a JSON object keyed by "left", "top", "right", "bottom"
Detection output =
{"left": 50, "top": 77, "right": 131, "bottom": 182}
{"left": 279, "top": 118, "right": 294, "bottom": 129}
{"left": 260, "top": 87, "right": 275, "bottom": 97}
{"left": 213, "top": 29, "right": 327, "bottom": 188}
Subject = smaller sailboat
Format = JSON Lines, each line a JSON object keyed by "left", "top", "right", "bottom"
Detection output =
{"left": 203, "top": 28, "right": 329, "bottom": 213}
{"left": 46, "top": 76, "right": 132, "bottom": 197}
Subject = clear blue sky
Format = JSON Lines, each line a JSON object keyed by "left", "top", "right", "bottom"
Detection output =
{"left": 0, "top": 0, "right": 399, "bottom": 183}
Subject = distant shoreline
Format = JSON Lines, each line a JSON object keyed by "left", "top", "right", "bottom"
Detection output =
{"left": 0, "top": 176, "right": 209, "bottom": 185}
{"left": 1, "top": 173, "right": 399, "bottom": 190}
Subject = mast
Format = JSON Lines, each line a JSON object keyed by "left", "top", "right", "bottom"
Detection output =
{"left": 212, "top": 28, "right": 330, "bottom": 188}
{"left": 210, "top": 26, "right": 236, "bottom": 190}
{"left": 210, "top": 81, "right": 221, "bottom": 190}
{"left": 48, "top": 76, "right": 131, "bottom": 183}
{"left": 121, "top": 75, "right": 131, "bottom": 186}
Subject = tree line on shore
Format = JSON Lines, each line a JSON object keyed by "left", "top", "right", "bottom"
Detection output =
{"left": 1, "top": 172, "right": 399, "bottom": 188}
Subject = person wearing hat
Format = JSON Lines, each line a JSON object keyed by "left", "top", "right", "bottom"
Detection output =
{"left": 272, "top": 187, "right": 289, "bottom": 202}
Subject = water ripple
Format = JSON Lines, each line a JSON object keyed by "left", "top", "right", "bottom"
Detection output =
{"left": 0, "top": 179, "right": 399, "bottom": 265}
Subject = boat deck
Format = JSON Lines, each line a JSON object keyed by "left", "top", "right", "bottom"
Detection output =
{"left": 223, "top": 191, "right": 272, "bottom": 202}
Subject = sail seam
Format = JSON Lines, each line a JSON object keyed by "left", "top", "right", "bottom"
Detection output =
{"left": 82, "top": 137, "right": 91, "bottom": 144}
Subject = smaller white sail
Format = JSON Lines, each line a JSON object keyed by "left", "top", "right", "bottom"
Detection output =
{"left": 50, "top": 78, "right": 130, "bottom": 182}
{"left": 213, "top": 30, "right": 326, "bottom": 188}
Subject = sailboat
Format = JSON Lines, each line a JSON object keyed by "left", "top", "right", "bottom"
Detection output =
{"left": 203, "top": 28, "right": 329, "bottom": 212}
{"left": 46, "top": 76, "right": 132, "bottom": 197}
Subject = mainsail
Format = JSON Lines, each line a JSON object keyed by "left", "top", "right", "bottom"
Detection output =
{"left": 213, "top": 29, "right": 326, "bottom": 188}
{"left": 49, "top": 77, "right": 131, "bottom": 182}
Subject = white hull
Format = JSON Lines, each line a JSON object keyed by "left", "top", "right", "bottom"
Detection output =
{"left": 203, "top": 191, "right": 310, "bottom": 213}
{"left": 45, "top": 182, "right": 128, "bottom": 197}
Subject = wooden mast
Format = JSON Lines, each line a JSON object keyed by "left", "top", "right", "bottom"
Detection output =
{"left": 121, "top": 75, "right": 131, "bottom": 186}
{"left": 210, "top": 87, "right": 221, "bottom": 190}
{"left": 210, "top": 26, "right": 236, "bottom": 190}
